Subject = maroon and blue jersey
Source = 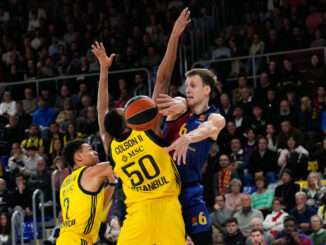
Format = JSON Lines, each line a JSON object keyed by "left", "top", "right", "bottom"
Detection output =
{"left": 163, "top": 106, "right": 217, "bottom": 235}
{"left": 163, "top": 107, "right": 217, "bottom": 185}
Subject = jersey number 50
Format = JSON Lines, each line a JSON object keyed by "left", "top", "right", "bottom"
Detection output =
{"left": 121, "top": 154, "right": 160, "bottom": 186}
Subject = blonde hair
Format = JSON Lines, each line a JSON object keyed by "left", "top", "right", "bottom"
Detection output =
{"left": 307, "top": 171, "right": 323, "bottom": 188}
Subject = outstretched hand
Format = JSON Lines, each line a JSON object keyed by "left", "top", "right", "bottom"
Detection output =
{"left": 165, "top": 134, "right": 191, "bottom": 165}
{"left": 172, "top": 7, "right": 191, "bottom": 37}
{"left": 91, "top": 41, "right": 115, "bottom": 69}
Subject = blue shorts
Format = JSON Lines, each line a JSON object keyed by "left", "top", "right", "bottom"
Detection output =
{"left": 179, "top": 184, "right": 211, "bottom": 234}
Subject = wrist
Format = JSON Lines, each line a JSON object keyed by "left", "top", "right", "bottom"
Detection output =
{"left": 108, "top": 176, "right": 118, "bottom": 187}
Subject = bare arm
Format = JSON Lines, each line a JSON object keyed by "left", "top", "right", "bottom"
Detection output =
{"left": 166, "top": 113, "right": 226, "bottom": 165}
{"left": 81, "top": 162, "right": 114, "bottom": 193}
{"left": 152, "top": 7, "right": 191, "bottom": 102}
{"left": 103, "top": 175, "right": 117, "bottom": 209}
{"left": 92, "top": 41, "right": 115, "bottom": 155}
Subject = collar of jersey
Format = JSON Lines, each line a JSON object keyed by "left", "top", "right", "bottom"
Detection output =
{"left": 189, "top": 106, "right": 215, "bottom": 120}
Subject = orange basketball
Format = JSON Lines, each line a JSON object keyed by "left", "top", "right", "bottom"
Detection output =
{"left": 124, "top": 96, "right": 159, "bottom": 131}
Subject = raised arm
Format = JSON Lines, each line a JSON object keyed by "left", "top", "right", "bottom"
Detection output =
{"left": 92, "top": 41, "right": 115, "bottom": 155}
{"left": 166, "top": 113, "right": 226, "bottom": 165}
{"left": 152, "top": 7, "right": 191, "bottom": 102}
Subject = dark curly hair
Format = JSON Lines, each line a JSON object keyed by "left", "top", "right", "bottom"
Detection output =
{"left": 62, "top": 139, "right": 85, "bottom": 168}
{"left": 104, "top": 109, "right": 126, "bottom": 139}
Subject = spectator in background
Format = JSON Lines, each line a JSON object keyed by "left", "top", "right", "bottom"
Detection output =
{"left": 247, "top": 136, "right": 278, "bottom": 186}
{"left": 54, "top": 85, "right": 71, "bottom": 114}
{"left": 263, "top": 197, "right": 288, "bottom": 237}
{"left": 46, "top": 122, "right": 63, "bottom": 155}
{"left": 213, "top": 154, "right": 238, "bottom": 196}
{"left": 302, "top": 172, "right": 326, "bottom": 209}
{"left": 5, "top": 115, "right": 25, "bottom": 146}
{"left": 168, "top": 84, "right": 184, "bottom": 98}
{"left": 290, "top": 192, "right": 317, "bottom": 234}
{"left": 299, "top": 96, "right": 321, "bottom": 150}
{"left": 22, "top": 88, "right": 37, "bottom": 114}
{"left": 246, "top": 34, "right": 265, "bottom": 74}
{"left": 212, "top": 36, "right": 231, "bottom": 60}
{"left": 277, "top": 136, "right": 309, "bottom": 181}
{"left": 81, "top": 106, "right": 98, "bottom": 136}
{"left": 266, "top": 124, "right": 277, "bottom": 152}
{"left": 225, "top": 179, "right": 243, "bottom": 212}
{"left": 248, "top": 229, "right": 266, "bottom": 245}
{"left": 56, "top": 97, "right": 73, "bottom": 127}
{"left": 314, "top": 137, "right": 326, "bottom": 177}
{"left": 251, "top": 176, "right": 274, "bottom": 217}
{"left": 27, "top": 158, "right": 51, "bottom": 201}
{"left": 225, "top": 218, "right": 246, "bottom": 245}
{"left": 9, "top": 174, "right": 32, "bottom": 220}
{"left": 51, "top": 157, "right": 69, "bottom": 198}
{"left": 312, "top": 85, "right": 326, "bottom": 111}
{"left": 46, "top": 139, "right": 62, "bottom": 167}
{"left": 232, "top": 76, "right": 251, "bottom": 105}
{"left": 310, "top": 29, "right": 326, "bottom": 48}
{"left": 24, "top": 146, "right": 42, "bottom": 176}
{"left": 141, "top": 46, "right": 161, "bottom": 67}
{"left": 8, "top": 143, "right": 27, "bottom": 173}
{"left": 218, "top": 121, "right": 243, "bottom": 154}
{"left": 280, "top": 58, "right": 300, "bottom": 89}
{"left": 272, "top": 216, "right": 313, "bottom": 244}
{"left": 0, "top": 212, "right": 11, "bottom": 245}
{"left": 219, "top": 93, "right": 234, "bottom": 123}
{"left": 71, "top": 82, "right": 89, "bottom": 108}
{"left": 63, "top": 122, "right": 83, "bottom": 145}
{"left": 210, "top": 195, "right": 234, "bottom": 235}
{"left": 0, "top": 178, "right": 9, "bottom": 214}
{"left": 275, "top": 169, "right": 300, "bottom": 212}
{"left": 77, "top": 95, "right": 92, "bottom": 121}
{"left": 114, "top": 88, "right": 131, "bottom": 109}
{"left": 309, "top": 216, "right": 326, "bottom": 245}
{"left": 0, "top": 91, "right": 16, "bottom": 117}
{"left": 230, "top": 138, "right": 247, "bottom": 177}
{"left": 60, "top": 109, "right": 80, "bottom": 134}
{"left": 133, "top": 73, "right": 149, "bottom": 97}
{"left": 245, "top": 219, "right": 275, "bottom": 245}
{"left": 15, "top": 102, "right": 32, "bottom": 130}
{"left": 233, "top": 194, "right": 264, "bottom": 236}
{"left": 276, "top": 120, "right": 305, "bottom": 149}
{"left": 249, "top": 105, "right": 266, "bottom": 136}
{"left": 21, "top": 124, "right": 44, "bottom": 156}
{"left": 32, "top": 97, "right": 56, "bottom": 135}
{"left": 276, "top": 100, "right": 298, "bottom": 128}
{"left": 233, "top": 104, "right": 251, "bottom": 133}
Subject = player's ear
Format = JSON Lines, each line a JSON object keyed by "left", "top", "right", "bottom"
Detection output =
{"left": 204, "top": 85, "right": 211, "bottom": 96}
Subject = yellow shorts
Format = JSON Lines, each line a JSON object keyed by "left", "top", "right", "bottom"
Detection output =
{"left": 117, "top": 196, "right": 186, "bottom": 245}
{"left": 56, "top": 232, "right": 92, "bottom": 245}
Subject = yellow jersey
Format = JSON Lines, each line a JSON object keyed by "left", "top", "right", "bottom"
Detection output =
{"left": 59, "top": 166, "right": 104, "bottom": 244}
{"left": 110, "top": 129, "right": 181, "bottom": 206}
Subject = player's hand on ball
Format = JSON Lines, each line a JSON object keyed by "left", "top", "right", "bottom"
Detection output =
{"left": 157, "top": 94, "right": 186, "bottom": 116}
{"left": 166, "top": 134, "right": 191, "bottom": 165}
{"left": 91, "top": 41, "right": 115, "bottom": 69}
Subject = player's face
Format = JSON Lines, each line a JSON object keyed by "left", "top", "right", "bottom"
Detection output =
{"left": 80, "top": 143, "right": 99, "bottom": 166}
{"left": 250, "top": 231, "right": 264, "bottom": 245}
{"left": 185, "top": 75, "right": 210, "bottom": 108}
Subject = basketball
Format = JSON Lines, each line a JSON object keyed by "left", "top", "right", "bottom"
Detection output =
{"left": 124, "top": 95, "right": 159, "bottom": 131}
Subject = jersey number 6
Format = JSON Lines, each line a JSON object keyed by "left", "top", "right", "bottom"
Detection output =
{"left": 121, "top": 154, "right": 160, "bottom": 186}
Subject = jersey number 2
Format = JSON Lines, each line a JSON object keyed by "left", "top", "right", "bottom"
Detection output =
{"left": 64, "top": 197, "right": 70, "bottom": 219}
{"left": 121, "top": 154, "right": 160, "bottom": 186}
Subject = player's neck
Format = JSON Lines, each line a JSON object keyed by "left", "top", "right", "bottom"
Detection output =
{"left": 190, "top": 100, "right": 209, "bottom": 115}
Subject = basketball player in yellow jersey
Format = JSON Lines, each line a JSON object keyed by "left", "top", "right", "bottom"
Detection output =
{"left": 56, "top": 139, "right": 117, "bottom": 245}
{"left": 93, "top": 8, "right": 191, "bottom": 245}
